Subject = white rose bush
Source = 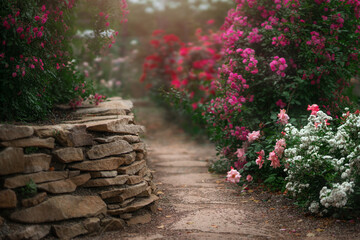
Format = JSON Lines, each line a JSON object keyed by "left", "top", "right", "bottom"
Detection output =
{"left": 284, "top": 106, "right": 360, "bottom": 215}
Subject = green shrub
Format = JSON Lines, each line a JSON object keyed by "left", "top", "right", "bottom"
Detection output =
{"left": 17, "top": 179, "right": 37, "bottom": 199}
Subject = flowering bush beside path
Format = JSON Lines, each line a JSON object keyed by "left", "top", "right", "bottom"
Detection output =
{"left": 284, "top": 109, "right": 360, "bottom": 215}
{"left": 0, "top": 0, "right": 128, "bottom": 121}
{"left": 141, "top": 0, "right": 360, "bottom": 215}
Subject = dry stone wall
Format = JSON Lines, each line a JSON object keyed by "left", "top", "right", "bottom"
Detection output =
{"left": 0, "top": 97, "right": 158, "bottom": 240}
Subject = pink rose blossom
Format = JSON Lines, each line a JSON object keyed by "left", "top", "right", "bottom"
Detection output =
{"left": 246, "top": 175, "right": 253, "bottom": 182}
{"left": 276, "top": 99, "right": 286, "bottom": 108}
{"left": 255, "top": 150, "right": 265, "bottom": 169}
{"left": 235, "top": 148, "right": 246, "bottom": 159}
{"left": 277, "top": 109, "right": 289, "bottom": 125}
{"left": 270, "top": 56, "right": 287, "bottom": 77}
{"left": 307, "top": 104, "right": 320, "bottom": 116}
{"left": 41, "top": 16, "right": 47, "bottom": 24}
{"left": 268, "top": 151, "right": 281, "bottom": 168}
{"left": 247, "top": 130, "right": 260, "bottom": 143}
{"left": 247, "top": 28, "right": 262, "bottom": 43}
{"left": 275, "top": 138, "right": 286, "bottom": 158}
{"left": 192, "top": 102, "right": 198, "bottom": 110}
{"left": 226, "top": 167, "right": 241, "bottom": 183}
{"left": 207, "top": 19, "right": 215, "bottom": 25}
{"left": 16, "top": 27, "right": 23, "bottom": 34}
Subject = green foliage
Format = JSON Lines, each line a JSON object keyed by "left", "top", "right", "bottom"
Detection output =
{"left": 263, "top": 173, "right": 286, "bottom": 192}
{"left": 155, "top": 88, "right": 208, "bottom": 138}
{"left": 209, "top": 157, "right": 233, "bottom": 174}
{"left": 17, "top": 179, "right": 37, "bottom": 199}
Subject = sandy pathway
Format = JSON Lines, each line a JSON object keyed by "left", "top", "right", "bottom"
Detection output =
{"left": 85, "top": 101, "right": 284, "bottom": 240}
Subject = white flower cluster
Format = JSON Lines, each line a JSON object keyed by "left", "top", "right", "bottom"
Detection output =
{"left": 285, "top": 181, "right": 309, "bottom": 196}
{"left": 319, "top": 181, "right": 354, "bottom": 208}
{"left": 284, "top": 110, "right": 360, "bottom": 213}
{"left": 308, "top": 201, "right": 320, "bottom": 213}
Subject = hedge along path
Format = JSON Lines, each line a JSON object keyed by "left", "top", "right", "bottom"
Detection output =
{"left": 87, "top": 100, "right": 360, "bottom": 240}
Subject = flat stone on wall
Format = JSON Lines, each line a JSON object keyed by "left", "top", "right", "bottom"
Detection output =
{"left": 53, "top": 147, "right": 84, "bottom": 163}
{"left": 24, "top": 153, "right": 51, "bottom": 173}
{"left": 0, "top": 137, "right": 55, "bottom": 149}
{"left": 87, "top": 140, "right": 133, "bottom": 159}
{"left": 0, "top": 189, "right": 17, "bottom": 208}
{"left": 0, "top": 125, "right": 34, "bottom": 141}
{"left": 0, "top": 147, "right": 25, "bottom": 176}
{"left": 10, "top": 195, "right": 107, "bottom": 223}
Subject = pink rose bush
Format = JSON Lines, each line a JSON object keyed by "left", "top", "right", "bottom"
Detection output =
{"left": 139, "top": 0, "right": 360, "bottom": 211}
{"left": 0, "top": 0, "right": 128, "bottom": 121}
{"left": 199, "top": 0, "right": 360, "bottom": 194}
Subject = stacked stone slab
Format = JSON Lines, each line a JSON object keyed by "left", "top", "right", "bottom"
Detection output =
{"left": 0, "top": 97, "right": 158, "bottom": 240}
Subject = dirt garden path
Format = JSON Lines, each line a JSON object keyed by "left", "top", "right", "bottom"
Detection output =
{"left": 85, "top": 100, "right": 360, "bottom": 240}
